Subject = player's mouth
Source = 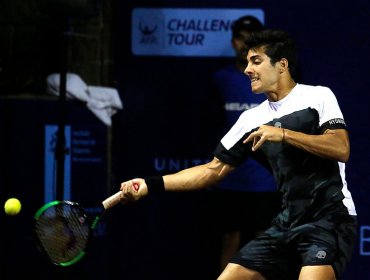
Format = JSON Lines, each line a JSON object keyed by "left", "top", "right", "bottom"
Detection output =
{"left": 250, "top": 77, "right": 260, "bottom": 83}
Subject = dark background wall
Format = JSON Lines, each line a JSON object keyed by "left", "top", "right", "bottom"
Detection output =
{"left": 0, "top": 0, "right": 370, "bottom": 279}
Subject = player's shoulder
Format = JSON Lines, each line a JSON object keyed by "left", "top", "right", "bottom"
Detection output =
{"left": 239, "top": 98, "right": 269, "bottom": 118}
{"left": 296, "top": 83, "right": 330, "bottom": 91}
{"left": 295, "top": 83, "right": 335, "bottom": 99}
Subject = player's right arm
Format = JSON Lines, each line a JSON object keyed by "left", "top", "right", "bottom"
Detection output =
{"left": 163, "top": 156, "right": 234, "bottom": 191}
{"left": 119, "top": 157, "right": 234, "bottom": 203}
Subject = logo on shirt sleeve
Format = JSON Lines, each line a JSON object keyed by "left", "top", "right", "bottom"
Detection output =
{"left": 316, "top": 250, "right": 327, "bottom": 259}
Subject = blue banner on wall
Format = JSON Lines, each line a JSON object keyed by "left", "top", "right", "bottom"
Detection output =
{"left": 131, "top": 8, "right": 264, "bottom": 57}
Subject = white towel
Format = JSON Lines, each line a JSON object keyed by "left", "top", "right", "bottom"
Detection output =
{"left": 86, "top": 86, "right": 123, "bottom": 126}
{"left": 46, "top": 73, "right": 123, "bottom": 126}
{"left": 47, "top": 73, "right": 90, "bottom": 102}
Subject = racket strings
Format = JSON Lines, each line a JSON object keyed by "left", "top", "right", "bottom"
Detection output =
{"left": 35, "top": 203, "right": 89, "bottom": 264}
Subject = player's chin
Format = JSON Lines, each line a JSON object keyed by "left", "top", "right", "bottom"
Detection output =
{"left": 250, "top": 82, "right": 262, "bottom": 93}
{"left": 251, "top": 86, "right": 264, "bottom": 94}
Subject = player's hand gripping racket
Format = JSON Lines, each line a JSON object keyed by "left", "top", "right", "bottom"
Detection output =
{"left": 34, "top": 191, "right": 122, "bottom": 266}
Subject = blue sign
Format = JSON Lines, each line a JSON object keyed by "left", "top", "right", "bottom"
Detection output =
{"left": 131, "top": 8, "right": 264, "bottom": 57}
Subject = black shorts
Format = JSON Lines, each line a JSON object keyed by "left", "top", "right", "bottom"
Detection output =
{"left": 230, "top": 211, "right": 358, "bottom": 280}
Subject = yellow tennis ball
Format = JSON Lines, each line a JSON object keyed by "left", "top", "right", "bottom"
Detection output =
{"left": 4, "top": 198, "right": 22, "bottom": 216}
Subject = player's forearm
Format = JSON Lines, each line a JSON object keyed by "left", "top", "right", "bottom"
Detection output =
{"left": 284, "top": 128, "right": 350, "bottom": 162}
{"left": 163, "top": 157, "right": 232, "bottom": 191}
{"left": 119, "top": 158, "right": 233, "bottom": 203}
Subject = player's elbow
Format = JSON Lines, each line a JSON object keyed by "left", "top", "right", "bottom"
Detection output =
{"left": 337, "top": 145, "right": 350, "bottom": 163}
{"left": 206, "top": 157, "right": 234, "bottom": 182}
{"left": 331, "top": 130, "right": 350, "bottom": 162}
{"left": 324, "top": 129, "right": 350, "bottom": 162}
{"left": 339, "top": 149, "right": 350, "bottom": 163}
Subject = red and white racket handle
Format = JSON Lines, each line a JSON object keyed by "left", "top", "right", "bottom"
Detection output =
{"left": 102, "top": 191, "right": 122, "bottom": 210}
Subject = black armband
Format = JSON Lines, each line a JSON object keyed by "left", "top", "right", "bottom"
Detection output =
{"left": 144, "top": 176, "right": 165, "bottom": 194}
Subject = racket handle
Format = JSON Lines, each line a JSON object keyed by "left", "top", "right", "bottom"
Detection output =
{"left": 102, "top": 191, "right": 122, "bottom": 210}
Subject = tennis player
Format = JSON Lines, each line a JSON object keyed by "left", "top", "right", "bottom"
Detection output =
{"left": 119, "top": 29, "right": 357, "bottom": 280}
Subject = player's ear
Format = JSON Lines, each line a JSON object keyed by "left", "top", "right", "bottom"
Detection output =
{"left": 278, "top": 58, "right": 289, "bottom": 74}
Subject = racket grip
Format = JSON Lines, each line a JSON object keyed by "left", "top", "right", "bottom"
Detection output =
{"left": 102, "top": 191, "right": 122, "bottom": 210}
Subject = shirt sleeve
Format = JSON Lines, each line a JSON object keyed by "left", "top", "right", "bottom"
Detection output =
{"left": 318, "top": 87, "right": 347, "bottom": 132}
{"left": 213, "top": 133, "right": 254, "bottom": 167}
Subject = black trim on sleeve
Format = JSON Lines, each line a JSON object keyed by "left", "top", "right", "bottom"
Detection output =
{"left": 320, "top": 118, "right": 347, "bottom": 132}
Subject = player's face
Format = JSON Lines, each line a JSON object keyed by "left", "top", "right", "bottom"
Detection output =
{"left": 245, "top": 47, "right": 281, "bottom": 94}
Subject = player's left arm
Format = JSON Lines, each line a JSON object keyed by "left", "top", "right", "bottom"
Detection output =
{"left": 244, "top": 125, "right": 349, "bottom": 162}
{"left": 281, "top": 128, "right": 349, "bottom": 162}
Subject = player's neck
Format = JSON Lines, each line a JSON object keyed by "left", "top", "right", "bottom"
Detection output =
{"left": 266, "top": 79, "right": 297, "bottom": 102}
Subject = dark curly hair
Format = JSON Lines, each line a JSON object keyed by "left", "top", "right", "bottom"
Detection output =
{"left": 245, "top": 29, "right": 298, "bottom": 81}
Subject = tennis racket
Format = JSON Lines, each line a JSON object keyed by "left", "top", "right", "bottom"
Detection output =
{"left": 34, "top": 190, "right": 122, "bottom": 266}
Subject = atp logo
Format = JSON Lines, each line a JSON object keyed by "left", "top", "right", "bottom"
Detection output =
{"left": 138, "top": 22, "right": 158, "bottom": 44}
{"left": 139, "top": 22, "right": 157, "bottom": 35}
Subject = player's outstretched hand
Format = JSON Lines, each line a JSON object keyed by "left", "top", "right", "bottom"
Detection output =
{"left": 119, "top": 178, "right": 149, "bottom": 203}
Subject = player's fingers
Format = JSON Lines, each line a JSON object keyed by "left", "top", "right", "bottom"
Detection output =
{"left": 119, "top": 181, "right": 135, "bottom": 202}
{"left": 253, "top": 136, "right": 258, "bottom": 149}
{"left": 120, "top": 181, "right": 129, "bottom": 192}
{"left": 118, "top": 184, "right": 128, "bottom": 203}
{"left": 120, "top": 191, "right": 136, "bottom": 203}
{"left": 243, "top": 131, "right": 257, "bottom": 143}
{"left": 252, "top": 136, "right": 264, "bottom": 151}
{"left": 120, "top": 192, "right": 135, "bottom": 203}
